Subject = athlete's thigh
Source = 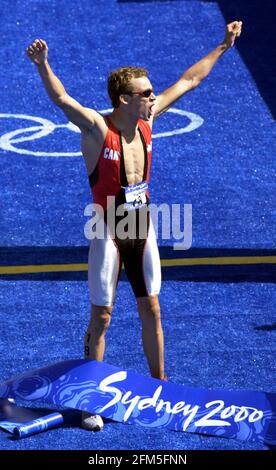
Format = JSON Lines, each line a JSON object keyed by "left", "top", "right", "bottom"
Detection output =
{"left": 123, "top": 217, "right": 161, "bottom": 297}
{"left": 88, "top": 228, "right": 121, "bottom": 306}
{"left": 142, "top": 217, "right": 161, "bottom": 295}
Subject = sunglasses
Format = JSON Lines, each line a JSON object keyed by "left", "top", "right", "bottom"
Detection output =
{"left": 126, "top": 89, "right": 154, "bottom": 98}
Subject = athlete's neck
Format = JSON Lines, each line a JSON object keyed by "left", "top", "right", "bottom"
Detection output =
{"left": 109, "top": 109, "right": 138, "bottom": 138}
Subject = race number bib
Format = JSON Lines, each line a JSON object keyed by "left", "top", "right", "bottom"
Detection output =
{"left": 124, "top": 181, "right": 148, "bottom": 211}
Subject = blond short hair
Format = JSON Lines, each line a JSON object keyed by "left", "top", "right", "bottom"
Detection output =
{"left": 108, "top": 66, "right": 149, "bottom": 108}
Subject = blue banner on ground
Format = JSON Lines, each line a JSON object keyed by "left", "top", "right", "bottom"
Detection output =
{"left": 0, "top": 360, "right": 275, "bottom": 445}
{"left": 0, "top": 400, "right": 65, "bottom": 438}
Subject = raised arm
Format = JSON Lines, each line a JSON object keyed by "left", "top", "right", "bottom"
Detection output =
{"left": 26, "top": 39, "right": 98, "bottom": 131}
{"left": 153, "top": 21, "right": 242, "bottom": 118}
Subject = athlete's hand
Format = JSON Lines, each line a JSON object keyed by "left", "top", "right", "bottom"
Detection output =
{"left": 223, "top": 21, "right": 242, "bottom": 48}
{"left": 26, "top": 39, "right": 48, "bottom": 65}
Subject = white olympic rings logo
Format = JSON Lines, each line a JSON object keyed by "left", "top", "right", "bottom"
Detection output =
{"left": 0, "top": 108, "right": 204, "bottom": 157}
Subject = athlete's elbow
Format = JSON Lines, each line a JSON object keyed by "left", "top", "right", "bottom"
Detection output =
{"left": 190, "top": 76, "right": 201, "bottom": 89}
{"left": 180, "top": 76, "right": 200, "bottom": 92}
{"left": 54, "top": 93, "right": 69, "bottom": 108}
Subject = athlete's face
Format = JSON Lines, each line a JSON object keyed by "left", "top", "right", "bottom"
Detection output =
{"left": 125, "top": 77, "right": 156, "bottom": 121}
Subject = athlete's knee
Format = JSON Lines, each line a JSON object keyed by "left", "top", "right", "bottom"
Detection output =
{"left": 138, "top": 297, "right": 161, "bottom": 322}
{"left": 97, "top": 311, "right": 112, "bottom": 332}
{"left": 147, "top": 305, "right": 161, "bottom": 321}
{"left": 88, "top": 305, "right": 112, "bottom": 335}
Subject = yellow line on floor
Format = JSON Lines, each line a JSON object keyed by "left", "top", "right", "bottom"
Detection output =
{"left": 161, "top": 256, "right": 276, "bottom": 267}
{"left": 0, "top": 256, "right": 275, "bottom": 275}
{"left": 0, "top": 264, "right": 88, "bottom": 275}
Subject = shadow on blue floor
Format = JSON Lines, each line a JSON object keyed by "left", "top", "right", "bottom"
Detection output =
{"left": 203, "top": 0, "right": 275, "bottom": 118}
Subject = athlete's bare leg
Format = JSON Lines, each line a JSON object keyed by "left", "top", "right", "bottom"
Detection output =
{"left": 82, "top": 304, "right": 112, "bottom": 431}
{"left": 137, "top": 295, "right": 165, "bottom": 380}
{"left": 84, "top": 304, "right": 112, "bottom": 361}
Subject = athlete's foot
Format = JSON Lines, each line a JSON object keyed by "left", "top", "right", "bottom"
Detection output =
{"left": 82, "top": 412, "right": 104, "bottom": 431}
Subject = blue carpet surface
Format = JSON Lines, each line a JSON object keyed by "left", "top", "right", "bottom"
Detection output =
{"left": 0, "top": 280, "right": 275, "bottom": 449}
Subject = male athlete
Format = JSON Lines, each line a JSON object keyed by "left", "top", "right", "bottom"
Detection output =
{"left": 26, "top": 20, "right": 242, "bottom": 430}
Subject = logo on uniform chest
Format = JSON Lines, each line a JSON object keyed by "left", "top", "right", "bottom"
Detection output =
{"left": 103, "top": 147, "right": 120, "bottom": 161}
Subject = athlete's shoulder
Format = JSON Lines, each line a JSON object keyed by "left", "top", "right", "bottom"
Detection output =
{"left": 83, "top": 108, "right": 106, "bottom": 125}
{"left": 80, "top": 108, "right": 108, "bottom": 135}
{"left": 138, "top": 118, "right": 153, "bottom": 135}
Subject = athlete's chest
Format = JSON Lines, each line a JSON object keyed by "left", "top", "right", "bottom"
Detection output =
{"left": 121, "top": 131, "right": 146, "bottom": 185}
